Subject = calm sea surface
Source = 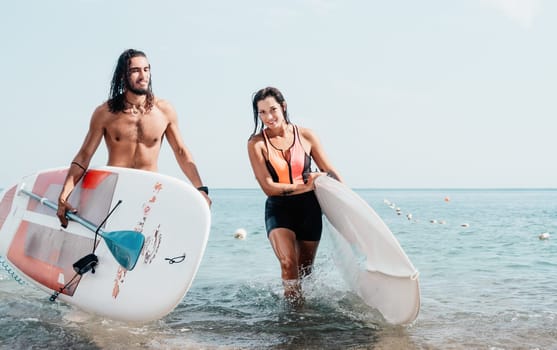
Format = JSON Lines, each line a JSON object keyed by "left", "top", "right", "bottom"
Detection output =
{"left": 1, "top": 188, "right": 556, "bottom": 349}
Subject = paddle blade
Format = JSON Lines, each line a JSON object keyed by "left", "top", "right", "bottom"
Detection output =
{"left": 101, "top": 230, "right": 145, "bottom": 271}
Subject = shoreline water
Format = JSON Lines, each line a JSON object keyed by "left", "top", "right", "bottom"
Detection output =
{"left": 1, "top": 188, "right": 556, "bottom": 349}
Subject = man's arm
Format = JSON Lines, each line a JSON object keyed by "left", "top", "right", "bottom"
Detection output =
{"left": 57, "top": 106, "right": 105, "bottom": 227}
{"left": 160, "top": 101, "right": 211, "bottom": 205}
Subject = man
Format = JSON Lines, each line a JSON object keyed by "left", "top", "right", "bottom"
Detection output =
{"left": 57, "top": 49, "right": 210, "bottom": 227}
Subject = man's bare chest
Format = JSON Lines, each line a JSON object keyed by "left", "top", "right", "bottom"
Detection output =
{"left": 105, "top": 113, "right": 168, "bottom": 145}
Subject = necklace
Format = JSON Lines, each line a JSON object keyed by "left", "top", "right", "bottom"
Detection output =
{"left": 125, "top": 100, "right": 146, "bottom": 116}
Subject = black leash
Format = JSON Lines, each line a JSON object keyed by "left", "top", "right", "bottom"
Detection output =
{"left": 49, "top": 200, "right": 122, "bottom": 302}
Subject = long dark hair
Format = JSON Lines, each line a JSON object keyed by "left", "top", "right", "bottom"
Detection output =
{"left": 107, "top": 49, "right": 154, "bottom": 113}
{"left": 250, "top": 86, "right": 290, "bottom": 137}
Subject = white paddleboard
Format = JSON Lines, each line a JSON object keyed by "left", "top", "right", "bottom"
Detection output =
{"left": 314, "top": 175, "right": 420, "bottom": 325}
{"left": 0, "top": 166, "right": 210, "bottom": 322}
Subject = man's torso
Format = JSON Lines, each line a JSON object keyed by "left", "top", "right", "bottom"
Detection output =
{"left": 101, "top": 101, "right": 169, "bottom": 171}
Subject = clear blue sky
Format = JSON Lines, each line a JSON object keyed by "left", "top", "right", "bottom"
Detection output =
{"left": 1, "top": 0, "right": 555, "bottom": 188}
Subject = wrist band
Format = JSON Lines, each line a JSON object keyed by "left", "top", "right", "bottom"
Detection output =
{"left": 197, "top": 186, "right": 209, "bottom": 195}
{"left": 71, "top": 161, "right": 87, "bottom": 172}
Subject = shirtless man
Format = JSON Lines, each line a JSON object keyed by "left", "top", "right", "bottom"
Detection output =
{"left": 57, "top": 49, "right": 210, "bottom": 227}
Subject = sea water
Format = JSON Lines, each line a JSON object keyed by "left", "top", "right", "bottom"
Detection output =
{"left": 0, "top": 188, "right": 556, "bottom": 349}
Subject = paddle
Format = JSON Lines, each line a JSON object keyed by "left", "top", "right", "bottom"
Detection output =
{"left": 19, "top": 188, "right": 145, "bottom": 271}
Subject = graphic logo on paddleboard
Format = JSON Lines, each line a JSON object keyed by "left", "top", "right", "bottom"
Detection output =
{"left": 112, "top": 182, "right": 163, "bottom": 298}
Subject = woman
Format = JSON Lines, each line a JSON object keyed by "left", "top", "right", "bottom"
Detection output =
{"left": 247, "top": 87, "right": 343, "bottom": 305}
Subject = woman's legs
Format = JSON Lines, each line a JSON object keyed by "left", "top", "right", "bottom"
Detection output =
{"left": 296, "top": 240, "right": 320, "bottom": 278}
{"left": 269, "top": 228, "right": 302, "bottom": 302}
{"left": 269, "top": 229, "right": 320, "bottom": 304}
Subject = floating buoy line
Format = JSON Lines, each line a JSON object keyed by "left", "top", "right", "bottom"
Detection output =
{"left": 382, "top": 199, "right": 551, "bottom": 241}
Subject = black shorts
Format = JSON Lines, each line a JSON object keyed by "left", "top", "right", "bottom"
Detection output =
{"left": 265, "top": 191, "right": 323, "bottom": 241}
